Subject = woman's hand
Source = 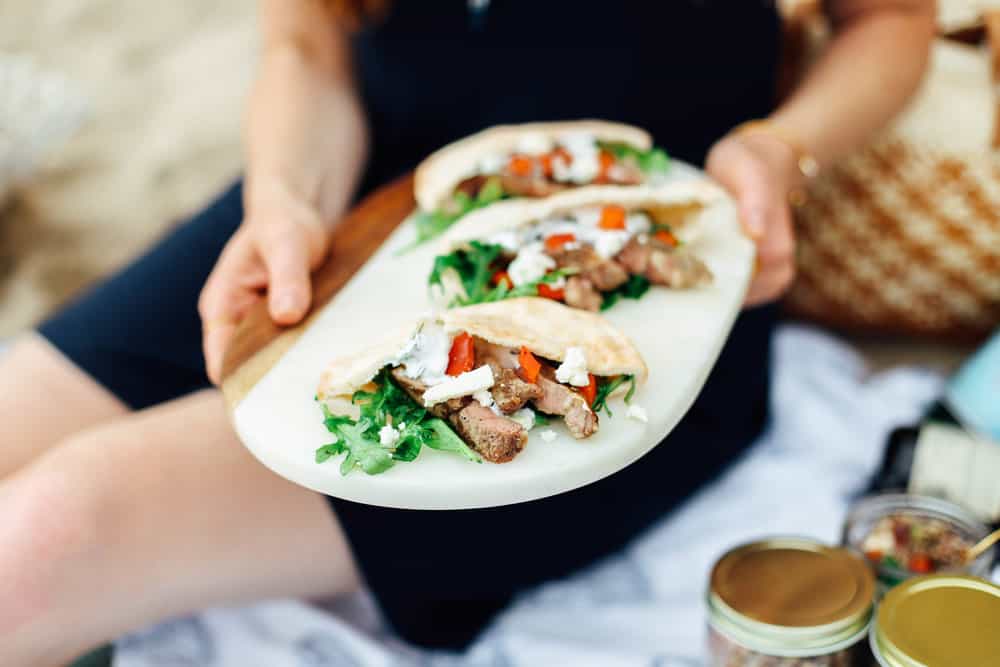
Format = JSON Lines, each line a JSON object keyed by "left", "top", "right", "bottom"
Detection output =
{"left": 705, "top": 130, "right": 801, "bottom": 307}
{"left": 199, "top": 182, "right": 330, "bottom": 384}
{"left": 198, "top": 1, "right": 368, "bottom": 385}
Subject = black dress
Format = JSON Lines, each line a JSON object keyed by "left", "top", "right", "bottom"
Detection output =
{"left": 39, "top": 0, "right": 781, "bottom": 650}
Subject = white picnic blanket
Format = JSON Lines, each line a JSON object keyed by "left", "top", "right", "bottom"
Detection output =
{"left": 114, "top": 325, "right": 961, "bottom": 667}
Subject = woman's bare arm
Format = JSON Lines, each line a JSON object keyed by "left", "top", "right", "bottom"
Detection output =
{"left": 707, "top": 0, "right": 935, "bottom": 305}
{"left": 246, "top": 0, "right": 368, "bottom": 230}
{"left": 200, "top": 0, "right": 369, "bottom": 382}
{"left": 771, "top": 0, "right": 936, "bottom": 167}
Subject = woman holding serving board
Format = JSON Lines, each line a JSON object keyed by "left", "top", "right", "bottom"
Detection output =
{"left": 0, "top": 0, "right": 933, "bottom": 662}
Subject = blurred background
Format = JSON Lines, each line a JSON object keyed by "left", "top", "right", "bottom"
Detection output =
{"left": 0, "top": 1, "right": 253, "bottom": 336}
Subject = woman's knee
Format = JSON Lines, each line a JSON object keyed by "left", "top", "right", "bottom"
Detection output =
{"left": 0, "top": 440, "right": 109, "bottom": 630}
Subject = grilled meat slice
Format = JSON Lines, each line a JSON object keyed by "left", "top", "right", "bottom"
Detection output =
{"left": 548, "top": 245, "right": 629, "bottom": 291}
{"left": 500, "top": 171, "right": 567, "bottom": 198}
{"left": 600, "top": 161, "right": 644, "bottom": 186}
{"left": 616, "top": 237, "right": 712, "bottom": 289}
{"left": 390, "top": 368, "right": 469, "bottom": 419}
{"left": 534, "top": 371, "right": 599, "bottom": 439}
{"left": 454, "top": 174, "right": 489, "bottom": 199}
{"left": 450, "top": 403, "right": 527, "bottom": 462}
{"left": 391, "top": 367, "right": 526, "bottom": 461}
{"left": 474, "top": 340, "right": 520, "bottom": 369}
{"left": 563, "top": 276, "right": 603, "bottom": 312}
{"left": 486, "top": 361, "right": 543, "bottom": 413}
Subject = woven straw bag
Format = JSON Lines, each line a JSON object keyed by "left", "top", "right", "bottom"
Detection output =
{"left": 781, "top": 1, "right": 1000, "bottom": 341}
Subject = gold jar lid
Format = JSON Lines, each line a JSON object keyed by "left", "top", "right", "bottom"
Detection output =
{"left": 708, "top": 537, "right": 874, "bottom": 656}
{"left": 873, "top": 575, "right": 1000, "bottom": 666}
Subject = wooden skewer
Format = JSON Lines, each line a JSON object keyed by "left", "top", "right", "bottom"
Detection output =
{"left": 966, "top": 527, "right": 1000, "bottom": 564}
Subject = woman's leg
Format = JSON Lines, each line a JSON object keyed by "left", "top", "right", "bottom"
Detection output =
{"left": 0, "top": 389, "right": 360, "bottom": 667}
{"left": 0, "top": 335, "right": 127, "bottom": 478}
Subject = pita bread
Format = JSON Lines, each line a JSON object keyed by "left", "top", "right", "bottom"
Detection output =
{"left": 414, "top": 120, "right": 652, "bottom": 212}
{"left": 317, "top": 298, "right": 647, "bottom": 404}
{"left": 436, "top": 180, "right": 726, "bottom": 253}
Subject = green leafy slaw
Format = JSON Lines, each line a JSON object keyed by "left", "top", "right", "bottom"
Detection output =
{"left": 429, "top": 241, "right": 577, "bottom": 307}
{"left": 316, "top": 369, "right": 481, "bottom": 476}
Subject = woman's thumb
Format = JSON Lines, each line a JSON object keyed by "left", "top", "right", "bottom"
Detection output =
{"left": 260, "top": 230, "right": 312, "bottom": 324}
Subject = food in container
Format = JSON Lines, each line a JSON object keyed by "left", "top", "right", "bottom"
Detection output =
{"left": 706, "top": 537, "right": 875, "bottom": 666}
{"left": 842, "top": 493, "right": 993, "bottom": 593}
{"left": 869, "top": 574, "right": 1000, "bottom": 666}
{"left": 860, "top": 514, "right": 973, "bottom": 574}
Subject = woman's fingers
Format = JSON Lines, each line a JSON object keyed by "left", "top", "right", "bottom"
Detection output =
{"left": 198, "top": 230, "right": 264, "bottom": 384}
{"left": 706, "top": 133, "right": 798, "bottom": 306}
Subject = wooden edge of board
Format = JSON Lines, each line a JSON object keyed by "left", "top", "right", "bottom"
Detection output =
{"left": 220, "top": 173, "right": 417, "bottom": 410}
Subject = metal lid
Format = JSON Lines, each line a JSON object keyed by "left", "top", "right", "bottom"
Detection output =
{"left": 707, "top": 537, "right": 874, "bottom": 656}
{"left": 873, "top": 575, "right": 1000, "bottom": 666}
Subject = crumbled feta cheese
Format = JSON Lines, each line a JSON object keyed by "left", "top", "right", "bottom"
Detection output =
{"left": 509, "top": 407, "right": 536, "bottom": 431}
{"left": 473, "top": 389, "right": 503, "bottom": 415}
{"left": 626, "top": 404, "right": 649, "bottom": 424}
{"left": 378, "top": 424, "right": 401, "bottom": 447}
{"left": 592, "top": 230, "right": 631, "bottom": 259}
{"left": 554, "top": 132, "right": 599, "bottom": 184}
{"left": 477, "top": 153, "right": 505, "bottom": 175}
{"left": 555, "top": 347, "right": 590, "bottom": 387}
{"left": 625, "top": 212, "right": 652, "bottom": 234}
{"left": 508, "top": 243, "right": 556, "bottom": 286}
{"left": 423, "top": 365, "right": 495, "bottom": 406}
{"left": 573, "top": 206, "right": 604, "bottom": 228}
{"left": 515, "top": 132, "right": 554, "bottom": 155}
{"left": 539, "top": 429, "right": 558, "bottom": 443}
{"left": 393, "top": 324, "right": 451, "bottom": 383}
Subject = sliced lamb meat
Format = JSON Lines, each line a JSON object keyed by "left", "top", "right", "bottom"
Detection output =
{"left": 486, "top": 361, "right": 543, "bottom": 413}
{"left": 389, "top": 368, "right": 469, "bottom": 419}
{"left": 454, "top": 174, "right": 489, "bottom": 199}
{"left": 474, "top": 340, "right": 520, "bottom": 370}
{"left": 601, "top": 161, "right": 644, "bottom": 186}
{"left": 534, "top": 372, "right": 599, "bottom": 439}
{"left": 563, "top": 276, "right": 603, "bottom": 312}
{"left": 500, "top": 172, "right": 567, "bottom": 198}
{"left": 616, "top": 237, "right": 712, "bottom": 289}
{"left": 548, "top": 245, "right": 629, "bottom": 291}
{"left": 450, "top": 403, "right": 527, "bottom": 463}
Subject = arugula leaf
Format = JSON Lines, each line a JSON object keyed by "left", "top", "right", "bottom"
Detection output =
{"left": 476, "top": 176, "right": 505, "bottom": 206}
{"left": 591, "top": 374, "right": 636, "bottom": 417}
{"left": 600, "top": 274, "right": 651, "bottom": 311}
{"left": 319, "top": 403, "right": 396, "bottom": 475}
{"left": 425, "top": 418, "right": 482, "bottom": 463}
{"left": 402, "top": 176, "right": 507, "bottom": 252}
{"left": 316, "top": 371, "right": 477, "bottom": 474}
{"left": 429, "top": 241, "right": 505, "bottom": 305}
{"left": 533, "top": 412, "right": 550, "bottom": 427}
{"left": 598, "top": 142, "right": 671, "bottom": 175}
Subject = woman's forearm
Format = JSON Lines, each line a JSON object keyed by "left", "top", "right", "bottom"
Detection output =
{"left": 770, "top": 0, "right": 935, "bottom": 168}
{"left": 244, "top": 0, "right": 369, "bottom": 227}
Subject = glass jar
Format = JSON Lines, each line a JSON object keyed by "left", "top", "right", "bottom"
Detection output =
{"left": 706, "top": 537, "right": 875, "bottom": 666}
{"left": 842, "top": 493, "right": 994, "bottom": 595}
{"left": 870, "top": 574, "right": 1000, "bottom": 666}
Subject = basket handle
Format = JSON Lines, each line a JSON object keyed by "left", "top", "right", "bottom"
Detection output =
{"left": 984, "top": 10, "right": 1000, "bottom": 147}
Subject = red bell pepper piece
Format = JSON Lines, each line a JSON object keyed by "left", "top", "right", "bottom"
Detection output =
{"left": 446, "top": 332, "right": 475, "bottom": 376}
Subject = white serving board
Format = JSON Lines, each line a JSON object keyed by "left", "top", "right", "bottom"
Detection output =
{"left": 233, "top": 164, "right": 755, "bottom": 509}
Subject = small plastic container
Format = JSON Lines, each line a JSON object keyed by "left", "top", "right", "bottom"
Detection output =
{"left": 706, "top": 537, "right": 875, "bottom": 666}
{"left": 869, "top": 574, "right": 1000, "bottom": 666}
{"left": 841, "top": 493, "right": 994, "bottom": 595}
